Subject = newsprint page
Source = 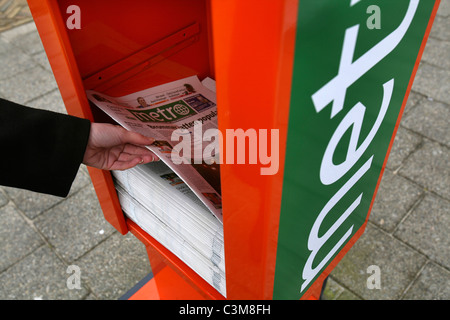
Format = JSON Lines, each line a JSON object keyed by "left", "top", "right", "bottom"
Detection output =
{"left": 86, "top": 76, "right": 222, "bottom": 223}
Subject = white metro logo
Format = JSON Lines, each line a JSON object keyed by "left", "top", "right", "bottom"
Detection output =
{"left": 300, "top": 0, "right": 419, "bottom": 292}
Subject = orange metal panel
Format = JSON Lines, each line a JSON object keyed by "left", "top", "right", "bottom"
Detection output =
{"left": 128, "top": 276, "right": 161, "bottom": 300}
{"left": 87, "top": 167, "right": 128, "bottom": 234}
{"left": 127, "top": 266, "right": 206, "bottom": 300}
{"left": 27, "top": 0, "right": 128, "bottom": 233}
{"left": 82, "top": 22, "right": 202, "bottom": 91}
{"left": 211, "top": 0, "right": 298, "bottom": 299}
{"left": 56, "top": 0, "right": 213, "bottom": 96}
{"left": 27, "top": 0, "right": 93, "bottom": 120}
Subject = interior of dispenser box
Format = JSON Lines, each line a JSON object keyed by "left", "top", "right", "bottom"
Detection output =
{"left": 56, "top": 0, "right": 225, "bottom": 296}
{"left": 59, "top": 0, "right": 214, "bottom": 96}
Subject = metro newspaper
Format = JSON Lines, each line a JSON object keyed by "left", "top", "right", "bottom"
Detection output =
{"left": 86, "top": 76, "right": 223, "bottom": 223}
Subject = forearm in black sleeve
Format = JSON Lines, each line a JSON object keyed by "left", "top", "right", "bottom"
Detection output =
{"left": 0, "top": 98, "right": 91, "bottom": 197}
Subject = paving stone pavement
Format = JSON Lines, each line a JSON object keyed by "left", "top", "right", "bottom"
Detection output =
{"left": 0, "top": 0, "right": 32, "bottom": 33}
{"left": 0, "top": 2, "right": 449, "bottom": 300}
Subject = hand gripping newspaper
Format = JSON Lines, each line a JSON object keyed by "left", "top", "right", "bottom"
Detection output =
{"left": 86, "top": 76, "right": 223, "bottom": 223}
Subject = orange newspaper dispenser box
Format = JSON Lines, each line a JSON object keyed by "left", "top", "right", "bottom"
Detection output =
{"left": 28, "top": 0, "right": 439, "bottom": 300}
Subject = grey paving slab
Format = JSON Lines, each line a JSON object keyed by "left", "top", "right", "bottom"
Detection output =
{"left": 403, "top": 91, "right": 425, "bottom": 115}
{"left": 0, "top": 21, "right": 36, "bottom": 43}
{"left": 0, "top": 46, "right": 35, "bottom": 80}
{"left": 402, "top": 99, "right": 450, "bottom": 147}
{"left": 3, "top": 166, "right": 90, "bottom": 219}
{"left": 34, "top": 185, "right": 116, "bottom": 263}
{"left": 335, "top": 289, "right": 362, "bottom": 300}
{"left": 329, "top": 224, "right": 427, "bottom": 300}
{"left": 402, "top": 262, "right": 450, "bottom": 300}
{"left": 76, "top": 232, "right": 150, "bottom": 300}
{"left": 0, "top": 202, "right": 43, "bottom": 272}
{"left": 399, "top": 139, "right": 450, "bottom": 199}
{"left": 321, "top": 278, "right": 344, "bottom": 300}
{"left": 0, "top": 188, "right": 8, "bottom": 208}
{"left": 0, "top": 37, "right": 11, "bottom": 54}
{"left": 0, "top": 0, "right": 32, "bottom": 33}
{"left": 420, "top": 37, "right": 450, "bottom": 70}
{"left": 370, "top": 169, "right": 423, "bottom": 233}
{"left": 27, "top": 88, "right": 68, "bottom": 114}
{"left": 430, "top": 15, "right": 450, "bottom": 41}
{"left": 385, "top": 126, "right": 422, "bottom": 170}
{"left": 0, "top": 246, "right": 88, "bottom": 300}
{"left": 7, "top": 29, "right": 44, "bottom": 56}
{"left": 436, "top": 0, "right": 450, "bottom": 17}
{"left": 322, "top": 277, "right": 362, "bottom": 300}
{"left": 31, "top": 50, "right": 53, "bottom": 72}
{"left": 412, "top": 62, "right": 450, "bottom": 103}
{"left": 0, "top": 66, "right": 57, "bottom": 104}
{"left": 394, "top": 194, "right": 450, "bottom": 269}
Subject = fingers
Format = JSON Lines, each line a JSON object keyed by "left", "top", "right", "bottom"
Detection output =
{"left": 121, "top": 144, "right": 160, "bottom": 161}
{"left": 110, "top": 157, "right": 143, "bottom": 171}
{"left": 122, "top": 144, "right": 152, "bottom": 155}
{"left": 84, "top": 123, "right": 160, "bottom": 171}
{"left": 117, "top": 152, "right": 159, "bottom": 163}
{"left": 122, "top": 130, "right": 155, "bottom": 146}
{"left": 111, "top": 144, "right": 160, "bottom": 170}
{"left": 109, "top": 156, "right": 159, "bottom": 170}
{"left": 89, "top": 123, "right": 156, "bottom": 148}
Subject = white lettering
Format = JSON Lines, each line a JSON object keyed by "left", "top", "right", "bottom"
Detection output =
{"left": 66, "top": 265, "right": 81, "bottom": 290}
{"left": 170, "top": 123, "right": 280, "bottom": 175}
{"left": 259, "top": 129, "right": 280, "bottom": 176}
{"left": 193, "top": 120, "right": 203, "bottom": 164}
{"left": 66, "top": 5, "right": 81, "bottom": 30}
{"left": 320, "top": 79, "right": 393, "bottom": 185}
{"left": 367, "top": 5, "right": 382, "bottom": 30}
{"left": 311, "top": 0, "right": 418, "bottom": 118}
{"left": 170, "top": 129, "right": 191, "bottom": 164}
{"left": 202, "top": 128, "right": 223, "bottom": 165}
{"left": 301, "top": 157, "right": 373, "bottom": 291}
{"left": 226, "top": 128, "right": 258, "bottom": 165}
{"left": 179, "top": 304, "right": 213, "bottom": 317}
{"left": 367, "top": 265, "right": 382, "bottom": 289}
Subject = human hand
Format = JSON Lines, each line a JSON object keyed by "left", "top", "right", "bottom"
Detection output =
{"left": 82, "top": 123, "right": 159, "bottom": 170}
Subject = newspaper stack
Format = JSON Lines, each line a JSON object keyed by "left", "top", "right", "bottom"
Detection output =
{"left": 87, "top": 76, "right": 226, "bottom": 296}
{"left": 86, "top": 76, "right": 223, "bottom": 223}
{"left": 112, "top": 161, "right": 226, "bottom": 296}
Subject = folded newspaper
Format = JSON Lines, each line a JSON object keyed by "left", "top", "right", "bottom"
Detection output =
{"left": 86, "top": 76, "right": 226, "bottom": 296}
{"left": 86, "top": 76, "right": 222, "bottom": 223}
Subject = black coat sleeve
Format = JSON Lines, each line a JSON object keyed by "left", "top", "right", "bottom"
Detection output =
{"left": 0, "top": 98, "right": 91, "bottom": 197}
